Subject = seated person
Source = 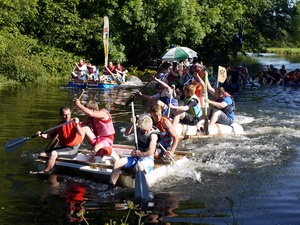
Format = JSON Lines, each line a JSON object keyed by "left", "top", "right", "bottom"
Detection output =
{"left": 72, "top": 59, "right": 88, "bottom": 80}
{"left": 138, "top": 77, "right": 178, "bottom": 117}
{"left": 169, "top": 84, "right": 202, "bottom": 128}
{"left": 204, "top": 87, "right": 235, "bottom": 134}
{"left": 150, "top": 104, "right": 179, "bottom": 158}
{"left": 87, "top": 63, "right": 98, "bottom": 80}
{"left": 105, "top": 115, "right": 160, "bottom": 191}
{"left": 114, "top": 62, "right": 128, "bottom": 82}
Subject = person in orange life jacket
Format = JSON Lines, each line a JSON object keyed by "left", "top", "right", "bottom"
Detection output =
{"left": 72, "top": 59, "right": 88, "bottom": 80}
{"left": 137, "top": 76, "right": 178, "bottom": 117}
{"left": 75, "top": 99, "right": 119, "bottom": 162}
{"left": 87, "top": 63, "right": 97, "bottom": 80}
{"left": 169, "top": 84, "right": 202, "bottom": 128}
{"left": 36, "top": 107, "right": 83, "bottom": 174}
{"left": 150, "top": 104, "right": 179, "bottom": 158}
{"left": 113, "top": 62, "right": 128, "bottom": 82}
{"left": 204, "top": 86, "right": 235, "bottom": 134}
{"left": 106, "top": 115, "right": 160, "bottom": 191}
{"left": 103, "top": 61, "right": 115, "bottom": 76}
{"left": 191, "top": 66, "right": 207, "bottom": 109}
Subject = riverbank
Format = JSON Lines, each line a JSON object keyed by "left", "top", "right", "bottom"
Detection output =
{"left": 267, "top": 47, "right": 300, "bottom": 55}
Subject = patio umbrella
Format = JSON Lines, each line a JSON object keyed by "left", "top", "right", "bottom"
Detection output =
{"left": 161, "top": 46, "right": 197, "bottom": 61}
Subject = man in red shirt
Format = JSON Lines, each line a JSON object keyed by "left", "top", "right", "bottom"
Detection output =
{"left": 36, "top": 106, "right": 83, "bottom": 173}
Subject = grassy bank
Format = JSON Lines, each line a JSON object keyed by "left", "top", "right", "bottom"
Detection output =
{"left": 267, "top": 47, "right": 300, "bottom": 55}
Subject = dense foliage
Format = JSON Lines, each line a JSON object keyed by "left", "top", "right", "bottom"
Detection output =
{"left": 0, "top": 0, "right": 299, "bottom": 83}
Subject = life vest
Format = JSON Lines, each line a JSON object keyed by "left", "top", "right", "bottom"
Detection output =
{"left": 153, "top": 117, "right": 172, "bottom": 148}
{"left": 88, "top": 65, "right": 96, "bottom": 74}
{"left": 55, "top": 121, "right": 82, "bottom": 147}
{"left": 115, "top": 65, "right": 123, "bottom": 73}
{"left": 137, "top": 127, "right": 160, "bottom": 152}
{"left": 105, "top": 66, "right": 115, "bottom": 75}
{"left": 218, "top": 93, "right": 235, "bottom": 116}
{"left": 194, "top": 84, "right": 204, "bottom": 107}
{"left": 88, "top": 109, "right": 115, "bottom": 137}
{"left": 184, "top": 94, "right": 202, "bottom": 118}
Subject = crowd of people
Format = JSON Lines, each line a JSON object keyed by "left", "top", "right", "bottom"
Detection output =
{"left": 34, "top": 57, "right": 238, "bottom": 193}
{"left": 71, "top": 59, "right": 128, "bottom": 83}
{"left": 219, "top": 62, "right": 300, "bottom": 91}
{"left": 251, "top": 64, "right": 300, "bottom": 86}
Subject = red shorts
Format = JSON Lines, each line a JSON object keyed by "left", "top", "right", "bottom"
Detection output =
{"left": 90, "top": 135, "right": 114, "bottom": 147}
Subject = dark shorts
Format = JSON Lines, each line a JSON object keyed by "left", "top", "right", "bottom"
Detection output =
{"left": 180, "top": 113, "right": 199, "bottom": 126}
{"left": 217, "top": 111, "right": 233, "bottom": 126}
{"left": 45, "top": 145, "right": 80, "bottom": 159}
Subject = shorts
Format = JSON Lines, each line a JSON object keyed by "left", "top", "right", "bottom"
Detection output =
{"left": 125, "top": 156, "right": 154, "bottom": 174}
{"left": 217, "top": 111, "right": 233, "bottom": 126}
{"left": 180, "top": 113, "right": 199, "bottom": 126}
{"left": 45, "top": 144, "right": 80, "bottom": 159}
{"left": 90, "top": 136, "right": 113, "bottom": 148}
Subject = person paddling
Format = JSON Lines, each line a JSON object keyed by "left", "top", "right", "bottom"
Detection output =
{"left": 105, "top": 115, "right": 160, "bottom": 191}
{"left": 34, "top": 107, "right": 83, "bottom": 174}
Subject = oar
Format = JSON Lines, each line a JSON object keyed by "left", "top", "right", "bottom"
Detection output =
{"left": 125, "top": 61, "right": 171, "bottom": 106}
{"left": 5, "top": 119, "right": 75, "bottom": 153}
{"left": 105, "top": 66, "right": 122, "bottom": 85}
{"left": 158, "top": 143, "right": 180, "bottom": 169}
{"left": 131, "top": 102, "right": 150, "bottom": 200}
{"left": 203, "top": 70, "right": 209, "bottom": 135}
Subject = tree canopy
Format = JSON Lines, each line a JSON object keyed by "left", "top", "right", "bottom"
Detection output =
{"left": 0, "top": 0, "right": 299, "bottom": 82}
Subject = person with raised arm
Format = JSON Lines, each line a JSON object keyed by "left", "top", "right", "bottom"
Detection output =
{"left": 75, "top": 99, "right": 119, "bottom": 162}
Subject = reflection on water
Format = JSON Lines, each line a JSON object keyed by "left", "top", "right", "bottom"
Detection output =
{"left": 1, "top": 55, "right": 300, "bottom": 224}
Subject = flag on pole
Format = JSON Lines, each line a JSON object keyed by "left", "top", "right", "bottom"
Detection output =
{"left": 103, "top": 16, "right": 109, "bottom": 66}
{"left": 218, "top": 66, "right": 227, "bottom": 83}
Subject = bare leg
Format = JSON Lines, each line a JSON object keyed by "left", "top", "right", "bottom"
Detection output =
{"left": 109, "top": 157, "right": 128, "bottom": 185}
{"left": 208, "top": 109, "right": 221, "bottom": 130}
{"left": 43, "top": 151, "right": 58, "bottom": 172}
{"left": 172, "top": 112, "right": 185, "bottom": 128}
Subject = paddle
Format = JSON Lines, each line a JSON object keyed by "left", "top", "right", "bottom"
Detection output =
{"left": 131, "top": 102, "right": 150, "bottom": 200}
{"left": 158, "top": 143, "right": 180, "bottom": 169}
{"left": 203, "top": 70, "right": 209, "bottom": 135}
{"left": 125, "top": 61, "right": 171, "bottom": 106}
{"left": 5, "top": 119, "right": 75, "bottom": 153}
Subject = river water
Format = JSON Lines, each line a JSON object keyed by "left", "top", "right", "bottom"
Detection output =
{"left": 1, "top": 54, "right": 300, "bottom": 225}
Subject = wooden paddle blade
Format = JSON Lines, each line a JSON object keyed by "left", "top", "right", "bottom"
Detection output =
{"left": 5, "top": 137, "right": 28, "bottom": 153}
{"left": 135, "top": 166, "right": 150, "bottom": 200}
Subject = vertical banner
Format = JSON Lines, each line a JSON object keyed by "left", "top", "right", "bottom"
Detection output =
{"left": 103, "top": 16, "right": 109, "bottom": 67}
{"left": 218, "top": 66, "right": 227, "bottom": 83}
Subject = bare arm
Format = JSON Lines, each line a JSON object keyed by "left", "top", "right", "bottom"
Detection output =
{"left": 75, "top": 99, "right": 109, "bottom": 120}
{"left": 169, "top": 99, "right": 198, "bottom": 112}
{"left": 154, "top": 77, "right": 171, "bottom": 93}
{"left": 206, "top": 99, "right": 227, "bottom": 109}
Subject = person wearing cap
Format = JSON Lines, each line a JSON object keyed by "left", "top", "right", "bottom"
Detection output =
{"left": 75, "top": 99, "right": 119, "bottom": 162}
{"left": 105, "top": 115, "right": 160, "bottom": 191}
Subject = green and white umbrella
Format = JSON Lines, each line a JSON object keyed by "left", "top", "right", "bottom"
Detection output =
{"left": 161, "top": 46, "right": 197, "bottom": 61}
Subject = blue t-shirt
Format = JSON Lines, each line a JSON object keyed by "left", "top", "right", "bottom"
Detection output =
{"left": 223, "top": 96, "right": 235, "bottom": 120}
